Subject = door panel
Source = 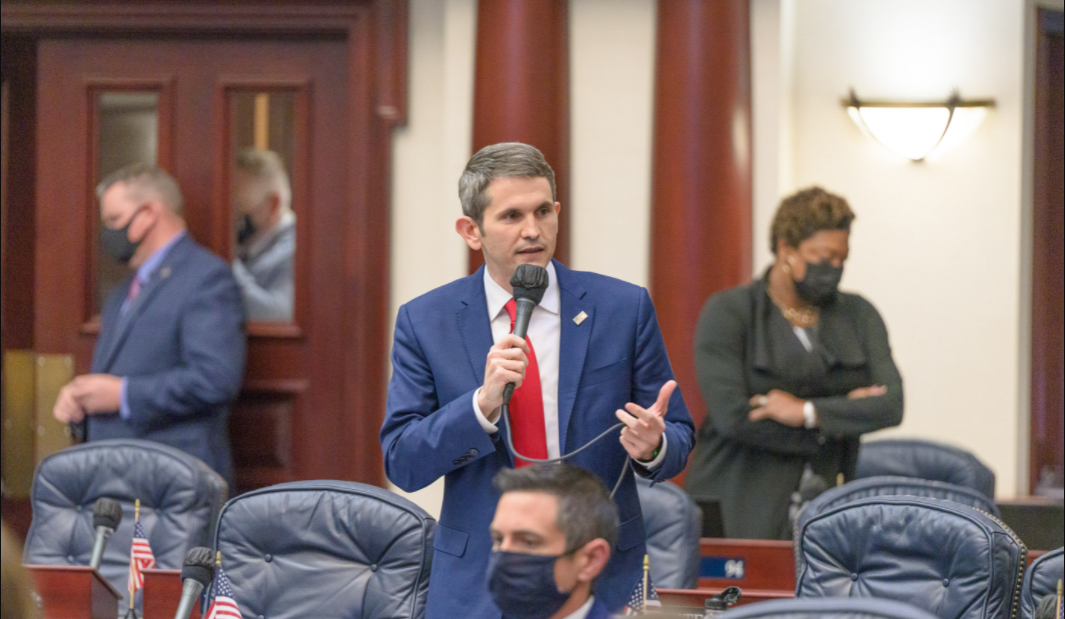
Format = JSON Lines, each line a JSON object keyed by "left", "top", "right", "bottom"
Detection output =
{"left": 35, "top": 37, "right": 352, "bottom": 491}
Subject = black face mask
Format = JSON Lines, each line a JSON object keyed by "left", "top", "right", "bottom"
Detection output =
{"left": 100, "top": 209, "right": 146, "bottom": 265}
{"left": 236, "top": 214, "right": 257, "bottom": 246}
{"left": 487, "top": 551, "right": 572, "bottom": 619}
{"left": 794, "top": 260, "right": 843, "bottom": 306}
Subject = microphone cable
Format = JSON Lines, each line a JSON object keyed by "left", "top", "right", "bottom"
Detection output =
{"left": 499, "top": 404, "right": 632, "bottom": 498}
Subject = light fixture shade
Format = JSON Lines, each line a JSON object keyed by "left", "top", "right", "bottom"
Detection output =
{"left": 844, "top": 90, "right": 994, "bottom": 162}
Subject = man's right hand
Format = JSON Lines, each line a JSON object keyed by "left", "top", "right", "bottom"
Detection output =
{"left": 52, "top": 382, "right": 86, "bottom": 424}
{"left": 478, "top": 334, "right": 530, "bottom": 423}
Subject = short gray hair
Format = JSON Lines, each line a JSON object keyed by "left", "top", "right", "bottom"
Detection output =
{"left": 459, "top": 143, "right": 556, "bottom": 226}
{"left": 96, "top": 163, "right": 184, "bottom": 216}
{"left": 493, "top": 463, "right": 619, "bottom": 554}
{"left": 235, "top": 148, "right": 292, "bottom": 210}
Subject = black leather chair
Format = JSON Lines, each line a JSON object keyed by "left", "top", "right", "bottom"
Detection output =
{"left": 721, "top": 598, "right": 941, "bottom": 619}
{"left": 855, "top": 440, "right": 996, "bottom": 498}
{"left": 1020, "top": 547, "right": 1063, "bottom": 619}
{"left": 795, "top": 476, "right": 1000, "bottom": 546}
{"left": 796, "top": 496, "right": 1027, "bottom": 619}
{"left": 22, "top": 439, "right": 228, "bottom": 608}
{"left": 636, "top": 477, "right": 701, "bottom": 589}
{"left": 213, "top": 481, "right": 435, "bottom": 619}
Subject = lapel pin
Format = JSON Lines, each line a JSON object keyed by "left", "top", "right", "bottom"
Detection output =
{"left": 574, "top": 311, "right": 588, "bottom": 326}
{"left": 160, "top": 267, "right": 172, "bottom": 279}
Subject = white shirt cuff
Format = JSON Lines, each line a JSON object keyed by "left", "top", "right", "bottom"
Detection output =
{"left": 804, "top": 401, "right": 819, "bottom": 429}
{"left": 635, "top": 433, "right": 668, "bottom": 470}
{"left": 472, "top": 388, "right": 499, "bottom": 434}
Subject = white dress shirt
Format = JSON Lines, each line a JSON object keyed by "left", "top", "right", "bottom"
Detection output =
{"left": 473, "top": 263, "right": 666, "bottom": 468}
{"left": 562, "top": 597, "right": 596, "bottom": 619}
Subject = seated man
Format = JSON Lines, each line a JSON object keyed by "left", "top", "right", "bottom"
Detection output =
{"left": 489, "top": 463, "right": 620, "bottom": 619}
{"left": 232, "top": 148, "right": 296, "bottom": 322}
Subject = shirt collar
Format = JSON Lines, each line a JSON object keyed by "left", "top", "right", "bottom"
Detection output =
{"left": 561, "top": 596, "right": 595, "bottom": 619}
{"left": 483, "top": 261, "right": 560, "bottom": 320}
{"left": 244, "top": 211, "right": 296, "bottom": 261}
{"left": 136, "top": 230, "right": 186, "bottom": 283}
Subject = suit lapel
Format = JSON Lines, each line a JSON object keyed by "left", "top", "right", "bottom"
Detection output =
{"left": 456, "top": 267, "right": 494, "bottom": 389}
{"left": 555, "top": 261, "right": 592, "bottom": 452}
{"left": 99, "top": 237, "right": 190, "bottom": 371}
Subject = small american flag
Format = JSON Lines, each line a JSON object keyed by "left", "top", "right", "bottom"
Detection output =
{"left": 205, "top": 564, "right": 241, "bottom": 619}
{"left": 623, "top": 578, "right": 661, "bottom": 615}
{"left": 127, "top": 520, "right": 156, "bottom": 594}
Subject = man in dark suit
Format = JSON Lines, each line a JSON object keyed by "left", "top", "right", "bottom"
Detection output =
{"left": 489, "top": 463, "right": 624, "bottom": 619}
{"left": 381, "top": 143, "right": 695, "bottom": 617}
{"left": 52, "top": 164, "right": 246, "bottom": 486}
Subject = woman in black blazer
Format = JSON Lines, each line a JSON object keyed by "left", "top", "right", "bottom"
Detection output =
{"left": 685, "top": 187, "right": 904, "bottom": 540}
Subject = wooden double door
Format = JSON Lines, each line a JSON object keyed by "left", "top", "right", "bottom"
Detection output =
{"left": 1, "top": 3, "right": 402, "bottom": 509}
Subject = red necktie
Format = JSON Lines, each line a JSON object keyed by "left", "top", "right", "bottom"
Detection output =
{"left": 504, "top": 299, "right": 548, "bottom": 468}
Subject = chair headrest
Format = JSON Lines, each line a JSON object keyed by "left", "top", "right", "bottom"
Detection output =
{"left": 721, "top": 597, "right": 942, "bottom": 619}
{"left": 797, "top": 495, "right": 1026, "bottom": 619}
{"left": 797, "top": 476, "right": 1000, "bottom": 538}
{"left": 856, "top": 440, "right": 996, "bottom": 498}
{"left": 1021, "top": 547, "right": 1064, "bottom": 619}
{"left": 214, "top": 480, "right": 435, "bottom": 619}
{"left": 23, "top": 440, "right": 228, "bottom": 606}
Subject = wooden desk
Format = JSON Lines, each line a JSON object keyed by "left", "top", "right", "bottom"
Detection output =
{"left": 698, "top": 539, "right": 795, "bottom": 591}
{"left": 697, "top": 538, "right": 1048, "bottom": 593}
{"left": 25, "top": 565, "right": 121, "bottom": 619}
{"left": 143, "top": 570, "right": 202, "bottom": 619}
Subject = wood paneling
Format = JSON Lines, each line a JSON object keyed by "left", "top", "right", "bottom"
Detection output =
{"left": 25, "top": 565, "right": 121, "bottom": 619}
{"left": 650, "top": 0, "right": 753, "bottom": 458}
{"left": 470, "top": 0, "right": 570, "bottom": 272}
{"left": 0, "top": 37, "right": 35, "bottom": 355}
{"left": 1031, "top": 8, "right": 1064, "bottom": 494}
{"left": 6, "top": 1, "right": 407, "bottom": 493}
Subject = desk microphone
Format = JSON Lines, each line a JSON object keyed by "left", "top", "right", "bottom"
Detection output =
{"left": 173, "top": 547, "right": 215, "bottom": 619}
{"left": 89, "top": 498, "right": 123, "bottom": 571}
{"left": 501, "top": 264, "right": 550, "bottom": 406}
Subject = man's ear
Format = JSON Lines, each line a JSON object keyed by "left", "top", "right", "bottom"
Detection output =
{"left": 574, "top": 539, "right": 611, "bottom": 585}
{"left": 267, "top": 192, "right": 283, "bottom": 218}
{"left": 455, "top": 216, "right": 483, "bottom": 251}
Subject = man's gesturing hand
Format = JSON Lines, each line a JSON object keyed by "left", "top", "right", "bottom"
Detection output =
{"left": 53, "top": 383, "right": 87, "bottom": 424}
{"left": 616, "top": 380, "right": 676, "bottom": 462}
{"left": 478, "top": 335, "right": 530, "bottom": 423}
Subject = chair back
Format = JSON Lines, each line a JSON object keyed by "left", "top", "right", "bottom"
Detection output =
{"left": 1020, "top": 547, "right": 1063, "bottom": 619}
{"left": 721, "top": 598, "right": 942, "bottom": 619}
{"left": 797, "top": 496, "right": 1026, "bottom": 619}
{"left": 213, "top": 481, "right": 435, "bottom": 619}
{"left": 856, "top": 440, "right": 996, "bottom": 498}
{"left": 23, "top": 439, "right": 228, "bottom": 608}
{"left": 636, "top": 477, "right": 701, "bottom": 589}
{"left": 795, "top": 476, "right": 1000, "bottom": 546}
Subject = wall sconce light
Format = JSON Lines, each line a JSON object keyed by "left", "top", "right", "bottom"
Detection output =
{"left": 843, "top": 89, "right": 995, "bottom": 162}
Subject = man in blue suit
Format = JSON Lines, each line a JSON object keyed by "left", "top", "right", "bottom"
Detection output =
{"left": 52, "top": 164, "right": 246, "bottom": 486}
{"left": 381, "top": 143, "right": 695, "bottom": 616}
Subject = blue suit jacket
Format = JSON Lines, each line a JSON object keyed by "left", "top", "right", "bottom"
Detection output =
{"left": 381, "top": 261, "right": 695, "bottom": 618}
{"left": 87, "top": 235, "right": 247, "bottom": 486}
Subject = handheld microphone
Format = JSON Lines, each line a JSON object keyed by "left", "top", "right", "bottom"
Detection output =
{"left": 173, "top": 547, "right": 215, "bottom": 619}
{"left": 501, "top": 264, "right": 550, "bottom": 406}
{"left": 89, "top": 498, "right": 123, "bottom": 571}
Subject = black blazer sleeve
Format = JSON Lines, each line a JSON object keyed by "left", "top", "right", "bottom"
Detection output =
{"left": 694, "top": 292, "right": 821, "bottom": 457}
{"left": 811, "top": 296, "right": 904, "bottom": 437}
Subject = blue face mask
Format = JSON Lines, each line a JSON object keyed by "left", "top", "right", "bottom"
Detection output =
{"left": 487, "top": 550, "right": 572, "bottom": 619}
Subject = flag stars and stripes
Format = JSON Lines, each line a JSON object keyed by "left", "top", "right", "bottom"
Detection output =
{"left": 205, "top": 564, "right": 242, "bottom": 619}
{"left": 127, "top": 520, "right": 156, "bottom": 595}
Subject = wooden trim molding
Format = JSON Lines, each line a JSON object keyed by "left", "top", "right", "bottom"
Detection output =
{"left": 470, "top": 0, "right": 570, "bottom": 273}
{"left": 1030, "top": 7, "right": 1064, "bottom": 493}
{"left": 650, "top": 0, "right": 754, "bottom": 455}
